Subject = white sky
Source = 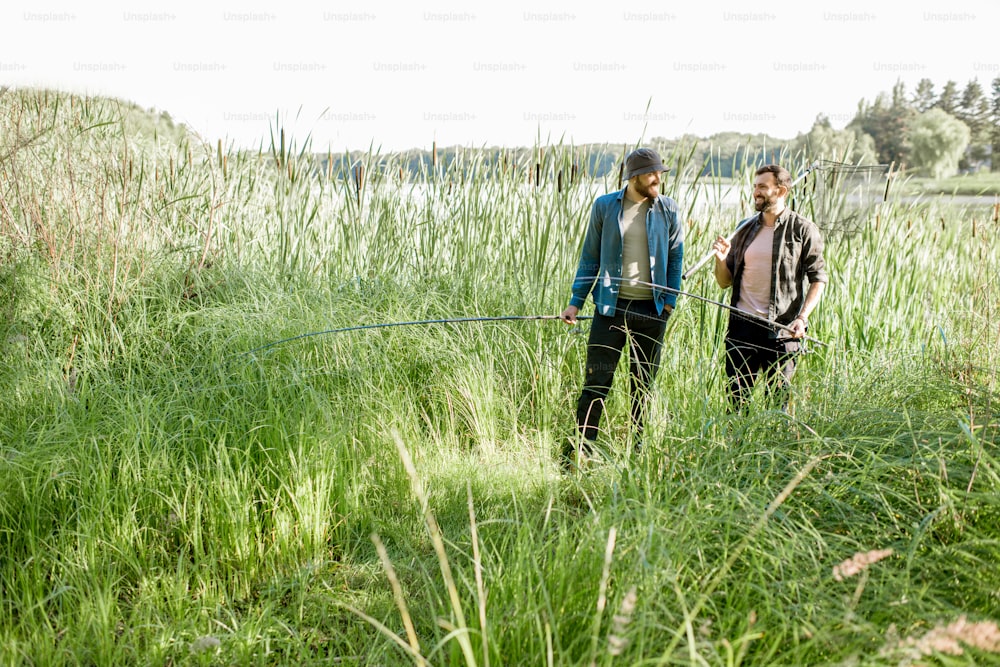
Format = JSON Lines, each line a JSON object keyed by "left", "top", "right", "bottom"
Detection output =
{"left": 2, "top": 0, "right": 997, "bottom": 152}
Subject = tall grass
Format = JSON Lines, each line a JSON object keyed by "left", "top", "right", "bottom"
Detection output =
{"left": 1, "top": 88, "right": 998, "bottom": 665}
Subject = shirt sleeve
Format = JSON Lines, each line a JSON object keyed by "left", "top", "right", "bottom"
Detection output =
{"left": 802, "top": 221, "right": 828, "bottom": 284}
{"left": 664, "top": 204, "right": 684, "bottom": 309}
{"left": 569, "top": 201, "right": 603, "bottom": 308}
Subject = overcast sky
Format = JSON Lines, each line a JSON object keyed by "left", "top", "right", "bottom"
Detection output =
{"left": 3, "top": 0, "right": 997, "bottom": 152}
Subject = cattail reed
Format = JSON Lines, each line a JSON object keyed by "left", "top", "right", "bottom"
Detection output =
{"left": 354, "top": 163, "right": 364, "bottom": 207}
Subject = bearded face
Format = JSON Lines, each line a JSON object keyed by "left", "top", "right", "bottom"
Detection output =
{"left": 754, "top": 190, "right": 779, "bottom": 212}
{"left": 629, "top": 171, "right": 661, "bottom": 200}
{"left": 752, "top": 173, "right": 785, "bottom": 213}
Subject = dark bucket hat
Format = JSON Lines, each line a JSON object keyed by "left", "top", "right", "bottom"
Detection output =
{"left": 624, "top": 148, "right": 667, "bottom": 179}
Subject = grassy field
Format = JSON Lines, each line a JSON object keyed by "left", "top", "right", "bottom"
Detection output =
{"left": 901, "top": 171, "right": 1000, "bottom": 197}
{"left": 1, "top": 88, "right": 999, "bottom": 666}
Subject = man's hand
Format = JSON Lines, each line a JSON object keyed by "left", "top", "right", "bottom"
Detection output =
{"left": 560, "top": 305, "right": 579, "bottom": 324}
{"left": 712, "top": 235, "right": 731, "bottom": 261}
{"left": 712, "top": 235, "right": 734, "bottom": 288}
{"left": 788, "top": 317, "right": 808, "bottom": 339}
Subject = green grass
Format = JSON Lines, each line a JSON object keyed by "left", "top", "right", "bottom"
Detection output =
{"left": 901, "top": 171, "right": 1000, "bottom": 197}
{"left": 1, "top": 88, "right": 999, "bottom": 666}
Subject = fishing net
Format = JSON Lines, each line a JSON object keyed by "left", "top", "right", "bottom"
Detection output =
{"left": 793, "top": 160, "right": 892, "bottom": 236}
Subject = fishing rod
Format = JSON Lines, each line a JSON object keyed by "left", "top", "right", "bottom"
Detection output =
{"left": 681, "top": 162, "right": 820, "bottom": 280}
{"left": 234, "top": 272, "right": 824, "bottom": 361}
{"left": 234, "top": 314, "right": 594, "bottom": 360}
{"left": 673, "top": 287, "right": 825, "bottom": 347}
{"left": 235, "top": 293, "right": 823, "bottom": 361}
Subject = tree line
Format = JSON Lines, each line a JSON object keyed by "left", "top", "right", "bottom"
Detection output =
{"left": 660, "top": 76, "right": 1000, "bottom": 180}
{"left": 819, "top": 76, "right": 1000, "bottom": 178}
{"left": 313, "top": 77, "right": 1000, "bottom": 182}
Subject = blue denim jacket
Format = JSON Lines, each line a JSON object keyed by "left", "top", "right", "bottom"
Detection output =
{"left": 569, "top": 188, "right": 685, "bottom": 316}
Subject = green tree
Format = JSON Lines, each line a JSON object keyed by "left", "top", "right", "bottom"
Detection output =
{"left": 992, "top": 77, "right": 1000, "bottom": 172}
{"left": 913, "top": 78, "right": 936, "bottom": 113}
{"left": 935, "top": 80, "right": 960, "bottom": 115}
{"left": 907, "top": 108, "right": 970, "bottom": 179}
{"left": 957, "top": 79, "right": 992, "bottom": 168}
{"left": 792, "top": 114, "right": 876, "bottom": 163}
{"left": 848, "top": 81, "right": 912, "bottom": 166}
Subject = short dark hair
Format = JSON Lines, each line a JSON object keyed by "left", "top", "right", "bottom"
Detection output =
{"left": 755, "top": 164, "right": 792, "bottom": 189}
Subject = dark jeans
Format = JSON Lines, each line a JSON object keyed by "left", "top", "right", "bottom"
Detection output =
{"left": 724, "top": 312, "right": 800, "bottom": 409}
{"left": 575, "top": 299, "right": 668, "bottom": 445}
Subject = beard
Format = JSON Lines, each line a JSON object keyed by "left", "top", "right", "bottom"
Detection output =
{"left": 633, "top": 181, "right": 659, "bottom": 200}
{"left": 754, "top": 193, "right": 778, "bottom": 212}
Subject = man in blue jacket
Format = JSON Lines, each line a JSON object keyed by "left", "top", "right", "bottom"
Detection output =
{"left": 560, "top": 148, "right": 685, "bottom": 466}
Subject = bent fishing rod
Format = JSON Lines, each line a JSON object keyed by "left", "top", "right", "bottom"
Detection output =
{"left": 234, "top": 314, "right": 594, "bottom": 360}
{"left": 234, "top": 274, "right": 823, "bottom": 362}
{"left": 681, "top": 161, "right": 820, "bottom": 280}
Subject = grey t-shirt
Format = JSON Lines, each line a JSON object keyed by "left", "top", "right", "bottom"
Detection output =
{"left": 619, "top": 197, "right": 653, "bottom": 300}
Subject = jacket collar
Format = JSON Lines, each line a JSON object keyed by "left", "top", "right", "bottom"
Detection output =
{"left": 754, "top": 206, "right": 792, "bottom": 229}
{"left": 617, "top": 187, "right": 661, "bottom": 210}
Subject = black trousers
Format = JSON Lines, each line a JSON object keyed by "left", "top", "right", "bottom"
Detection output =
{"left": 724, "top": 313, "right": 800, "bottom": 409}
{"left": 575, "top": 299, "right": 668, "bottom": 444}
